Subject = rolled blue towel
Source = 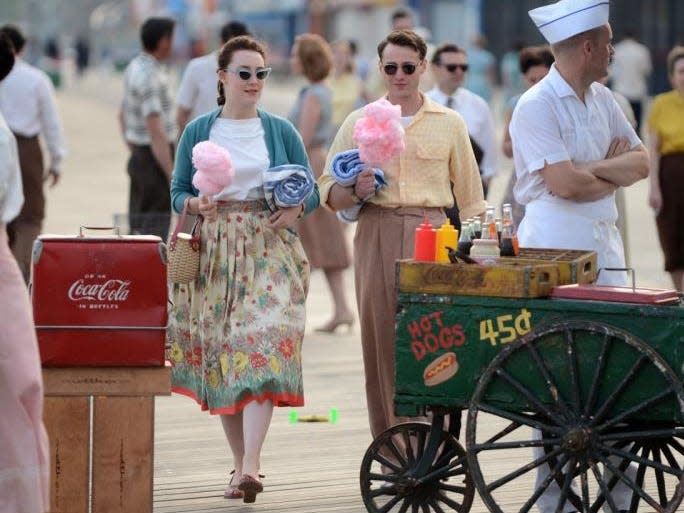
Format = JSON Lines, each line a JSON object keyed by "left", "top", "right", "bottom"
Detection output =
{"left": 263, "top": 164, "right": 315, "bottom": 212}
{"left": 330, "top": 149, "right": 387, "bottom": 223}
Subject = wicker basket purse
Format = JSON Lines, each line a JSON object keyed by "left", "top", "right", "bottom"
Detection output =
{"left": 167, "top": 198, "right": 202, "bottom": 284}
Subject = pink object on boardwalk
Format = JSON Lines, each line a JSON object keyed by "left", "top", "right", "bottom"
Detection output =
{"left": 0, "top": 226, "right": 50, "bottom": 513}
{"left": 353, "top": 98, "right": 405, "bottom": 167}
{"left": 191, "top": 140, "right": 234, "bottom": 195}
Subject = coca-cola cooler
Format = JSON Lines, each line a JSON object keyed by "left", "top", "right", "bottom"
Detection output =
{"left": 31, "top": 228, "right": 168, "bottom": 366}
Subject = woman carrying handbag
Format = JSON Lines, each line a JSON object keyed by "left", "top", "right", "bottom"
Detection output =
{"left": 166, "top": 35, "right": 319, "bottom": 504}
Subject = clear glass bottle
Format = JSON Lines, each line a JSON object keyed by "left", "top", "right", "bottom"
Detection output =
{"left": 457, "top": 222, "right": 472, "bottom": 255}
{"left": 502, "top": 203, "right": 519, "bottom": 255}
{"left": 481, "top": 206, "right": 497, "bottom": 241}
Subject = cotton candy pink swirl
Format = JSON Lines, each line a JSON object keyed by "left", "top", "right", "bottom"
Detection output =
{"left": 191, "top": 141, "right": 234, "bottom": 195}
{"left": 353, "top": 98, "right": 405, "bottom": 167}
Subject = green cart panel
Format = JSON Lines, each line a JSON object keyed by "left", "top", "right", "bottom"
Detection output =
{"left": 394, "top": 294, "right": 684, "bottom": 422}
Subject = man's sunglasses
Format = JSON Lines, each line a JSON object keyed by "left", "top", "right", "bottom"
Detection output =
{"left": 382, "top": 62, "right": 420, "bottom": 76}
{"left": 226, "top": 67, "right": 272, "bottom": 81}
{"left": 441, "top": 63, "right": 469, "bottom": 72}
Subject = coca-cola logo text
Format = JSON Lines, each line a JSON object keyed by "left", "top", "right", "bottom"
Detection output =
{"left": 68, "top": 278, "right": 131, "bottom": 302}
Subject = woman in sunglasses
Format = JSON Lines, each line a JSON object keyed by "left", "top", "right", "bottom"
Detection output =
{"left": 168, "top": 35, "right": 319, "bottom": 503}
{"left": 287, "top": 33, "right": 354, "bottom": 333}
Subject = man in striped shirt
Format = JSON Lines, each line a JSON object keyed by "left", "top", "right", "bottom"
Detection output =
{"left": 119, "top": 17, "right": 176, "bottom": 240}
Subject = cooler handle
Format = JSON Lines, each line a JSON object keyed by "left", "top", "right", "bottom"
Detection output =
{"left": 596, "top": 267, "right": 635, "bottom": 292}
{"left": 79, "top": 226, "right": 121, "bottom": 237}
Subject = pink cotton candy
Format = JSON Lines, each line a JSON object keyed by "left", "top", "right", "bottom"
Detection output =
{"left": 353, "top": 98, "right": 405, "bottom": 166}
{"left": 191, "top": 141, "right": 234, "bottom": 195}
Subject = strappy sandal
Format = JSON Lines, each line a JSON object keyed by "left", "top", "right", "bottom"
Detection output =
{"left": 238, "top": 474, "right": 264, "bottom": 503}
{"left": 223, "top": 470, "right": 243, "bottom": 499}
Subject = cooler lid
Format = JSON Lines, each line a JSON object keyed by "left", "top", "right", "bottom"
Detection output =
{"left": 38, "top": 226, "right": 162, "bottom": 242}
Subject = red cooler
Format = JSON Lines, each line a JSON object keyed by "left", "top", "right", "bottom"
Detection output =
{"left": 31, "top": 228, "right": 168, "bottom": 366}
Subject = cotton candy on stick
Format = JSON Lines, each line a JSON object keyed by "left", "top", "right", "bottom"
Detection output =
{"left": 352, "top": 98, "right": 405, "bottom": 167}
{"left": 191, "top": 141, "right": 234, "bottom": 197}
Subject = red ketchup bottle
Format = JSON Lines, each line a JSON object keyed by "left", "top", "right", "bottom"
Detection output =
{"left": 414, "top": 218, "right": 436, "bottom": 261}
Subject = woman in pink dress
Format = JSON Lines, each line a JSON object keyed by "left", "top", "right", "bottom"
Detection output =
{"left": 0, "top": 32, "right": 50, "bottom": 513}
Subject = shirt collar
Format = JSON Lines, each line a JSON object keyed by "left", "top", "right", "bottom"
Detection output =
{"left": 547, "top": 63, "right": 596, "bottom": 102}
{"left": 428, "top": 86, "right": 460, "bottom": 105}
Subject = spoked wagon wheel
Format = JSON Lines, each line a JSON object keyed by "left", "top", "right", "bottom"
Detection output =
{"left": 465, "top": 320, "right": 684, "bottom": 513}
{"left": 360, "top": 421, "right": 475, "bottom": 513}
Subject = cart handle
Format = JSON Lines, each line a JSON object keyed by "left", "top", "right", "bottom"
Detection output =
{"left": 79, "top": 226, "right": 121, "bottom": 237}
{"left": 596, "top": 267, "right": 635, "bottom": 292}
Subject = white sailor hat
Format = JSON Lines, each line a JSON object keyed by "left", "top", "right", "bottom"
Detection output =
{"left": 529, "top": 0, "right": 609, "bottom": 45}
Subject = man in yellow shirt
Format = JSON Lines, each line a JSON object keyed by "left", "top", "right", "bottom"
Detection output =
{"left": 318, "top": 29, "right": 486, "bottom": 439}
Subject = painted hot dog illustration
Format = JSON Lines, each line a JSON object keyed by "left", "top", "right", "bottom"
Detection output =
{"left": 423, "top": 352, "right": 459, "bottom": 387}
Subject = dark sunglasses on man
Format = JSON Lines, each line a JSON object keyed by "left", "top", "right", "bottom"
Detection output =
{"left": 226, "top": 67, "right": 272, "bottom": 81}
{"left": 440, "top": 63, "right": 469, "bottom": 73}
{"left": 382, "top": 62, "right": 421, "bottom": 76}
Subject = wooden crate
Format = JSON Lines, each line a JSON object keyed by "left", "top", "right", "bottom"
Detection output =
{"left": 500, "top": 248, "right": 597, "bottom": 285}
{"left": 396, "top": 259, "right": 559, "bottom": 298}
{"left": 43, "top": 366, "right": 171, "bottom": 513}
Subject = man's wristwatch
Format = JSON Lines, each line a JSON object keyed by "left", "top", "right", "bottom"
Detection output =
{"left": 350, "top": 189, "right": 364, "bottom": 205}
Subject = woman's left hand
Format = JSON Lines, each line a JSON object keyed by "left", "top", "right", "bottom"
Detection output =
{"left": 268, "top": 205, "right": 304, "bottom": 230}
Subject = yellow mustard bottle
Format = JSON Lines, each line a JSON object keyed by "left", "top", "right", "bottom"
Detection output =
{"left": 435, "top": 220, "right": 459, "bottom": 263}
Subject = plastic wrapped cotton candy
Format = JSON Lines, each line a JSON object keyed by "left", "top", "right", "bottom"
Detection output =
{"left": 353, "top": 98, "right": 405, "bottom": 166}
{"left": 191, "top": 141, "right": 234, "bottom": 196}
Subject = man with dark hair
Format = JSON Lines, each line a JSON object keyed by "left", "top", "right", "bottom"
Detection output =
{"left": 427, "top": 42, "right": 497, "bottom": 195}
{"left": 319, "top": 29, "right": 486, "bottom": 440}
{"left": 176, "top": 20, "right": 250, "bottom": 133}
{"left": 119, "top": 16, "right": 176, "bottom": 240}
{"left": 390, "top": 8, "right": 415, "bottom": 30}
{"left": 0, "top": 24, "right": 66, "bottom": 283}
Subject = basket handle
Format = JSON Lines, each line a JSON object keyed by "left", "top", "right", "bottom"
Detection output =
{"left": 169, "top": 197, "right": 202, "bottom": 247}
{"left": 596, "top": 267, "right": 635, "bottom": 291}
{"left": 79, "top": 226, "right": 120, "bottom": 237}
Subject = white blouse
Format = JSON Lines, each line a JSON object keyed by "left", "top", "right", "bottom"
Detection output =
{"left": 0, "top": 114, "right": 23, "bottom": 224}
{"left": 209, "top": 117, "right": 270, "bottom": 201}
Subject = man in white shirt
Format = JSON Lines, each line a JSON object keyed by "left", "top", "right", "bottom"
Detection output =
{"left": 609, "top": 29, "right": 651, "bottom": 134}
{"left": 510, "top": 1, "right": 648, "bottom": 510}
{"left": 426, "top": 42, "right": 497, "bottom": 192}
{"left": 0, "top": 25, "right": 66, "bottom": 283}
{"left": 119, "top": 17, "right": 176, "bottom": 241}
{"left": 176, "top": 20, "right": 250, "bottom": 134}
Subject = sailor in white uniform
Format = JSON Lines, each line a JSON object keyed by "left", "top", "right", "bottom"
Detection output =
{"left": 510, "top": 0, "right": 649, "bottom": 289}
{"left": 510, "top": 1, "right": 649, "bottom": 512}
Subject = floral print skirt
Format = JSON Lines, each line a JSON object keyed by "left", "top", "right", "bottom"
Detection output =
{"left": 166, "top": 200, "right": 310, "bottom": 414}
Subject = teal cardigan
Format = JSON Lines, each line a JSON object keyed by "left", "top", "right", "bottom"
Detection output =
{"left": 170, "top": 108, "right": 320, "bottom": 215}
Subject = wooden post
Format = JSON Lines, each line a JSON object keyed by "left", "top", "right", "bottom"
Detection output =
{"left": 43, "top": 366, "right": 170, "bottom": 513}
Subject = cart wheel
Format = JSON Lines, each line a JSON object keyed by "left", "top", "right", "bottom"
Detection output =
{"left": 360, "top": 422, "right": 474, "bottom": 513}
{"left": 465, "top": 320, "right": 684, "bottom": 513}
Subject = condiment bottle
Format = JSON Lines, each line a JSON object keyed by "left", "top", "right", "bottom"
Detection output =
{"left": 470, "top": 238, "right": 500, "bottom": 264}
{"left": 502, "top": 203, "right": 520, "bottom": 256}
{"left": 457, "top": 222, "right": 472, "bottom": 255}
{"left": 414, "top": 218, "right": 436, "bottom": 261}
{"left": 435, "top": 219, "right": 459, "bottom": 263}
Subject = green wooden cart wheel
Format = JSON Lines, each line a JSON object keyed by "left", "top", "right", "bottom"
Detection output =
{"left": 465, "top": 320, "right": 684, "bottom": 513}
{"left": 360, "top": 422, "right": 474, "bottom": 513}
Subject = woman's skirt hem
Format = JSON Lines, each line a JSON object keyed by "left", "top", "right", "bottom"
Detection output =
{"left": 172, "top": 386, "right": 304, "bottom": 415}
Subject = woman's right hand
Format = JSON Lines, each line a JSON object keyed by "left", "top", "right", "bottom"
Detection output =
{"left": 198, "top": 195, "right": 218, "bottom": 222}
{"left": 649, "top": 186, "right": 663, "bottom": 213}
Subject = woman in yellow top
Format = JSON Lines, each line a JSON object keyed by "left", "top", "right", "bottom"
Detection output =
{"left": 329, "top": 40, "right": 366, "bottom": 131}
{"left": 647, "top": 46, "right": 684, "bottom": 291}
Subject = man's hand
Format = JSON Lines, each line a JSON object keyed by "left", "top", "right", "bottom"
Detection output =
{"left": 605, "top": 137, "right": 631, "bottom": 159}
{"left": 198, "top": 194, "right": 218, "bottom": 222}
{"left": 45, "top": 169, "right": 60, "bottom": 188}
{"left": 354, "top": 168, "right": 376, "bottom": 200}
{"left": 268, "top": 205, "right": 303, "bottom": 230}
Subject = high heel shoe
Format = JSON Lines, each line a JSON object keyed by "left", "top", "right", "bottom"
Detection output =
{"left": 315, "top": 314, "right": 355, "bottom": 333}
{"left": 238, "top": 474, "right": 264, "bottom": 503}
{"left": 224, "top": 469, "right": 243, "bottom": 499}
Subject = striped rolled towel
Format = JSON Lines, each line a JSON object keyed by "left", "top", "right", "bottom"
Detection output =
{"left": 330, "top": 149, "right": 387, "bottom": 223}
{"left": 263, "top": 164, "right": 315, "bottom": 212}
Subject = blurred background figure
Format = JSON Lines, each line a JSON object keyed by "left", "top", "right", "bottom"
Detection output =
{"left": 500, "top": 40, "right": 525, "bottom": 104}
{"left": 74, "top": 34, "right": 90, "bottom": 76}
{"left": 427, "top": 42, "right": 497, "bottom": 198}
{"left": 288, "top": 33, "right": 353, "bottom": 333}
{"left": 501, "top": 46, "right": 554, "bottom": 227}
{"left": 610, "top": 28, "right": 652, "bottom": 135}
{"left": 464, "top": 34, "right": 496, "bottom": 103}
{"left": 119, "top": 17, "right": 176, "bottom": 241}
{"left": 0, "top": 24, "right": 66, "bottom": 284}
{"left": 329, "top": 39, "right": 366, "bottom": 133}
{"left": 0, "top": 31, "right": 50, "bottom": 513}
{"left": 176, "top": 20, "right": 250, "bottom": 134}
{"left": 647, "top": 46, "right": 684, "bottom": 292}
{"left": 42, "top": 36, "right": 61, "bottom": 88}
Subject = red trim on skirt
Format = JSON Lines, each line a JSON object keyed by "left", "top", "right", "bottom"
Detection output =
{"left": 172, "top": 386, "right": 304, "bottom": 415}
